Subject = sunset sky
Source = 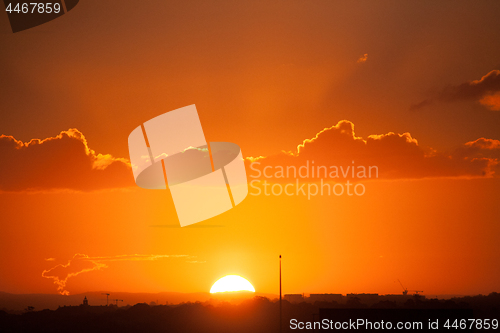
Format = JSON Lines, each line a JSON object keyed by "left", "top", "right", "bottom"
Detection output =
{"left": 1, "top": 1, "right": 499, "bottom": 298}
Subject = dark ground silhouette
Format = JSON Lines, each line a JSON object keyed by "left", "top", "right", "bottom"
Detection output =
{"left": 0, "top": 293, "right": 499, "bottom": 332}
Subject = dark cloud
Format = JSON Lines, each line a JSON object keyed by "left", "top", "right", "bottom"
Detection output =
{"left": 0, "top": 129, "right": 134, "bottom": 192}
{"left": 2, "top": 125, "right": 498, "bottom": 192}
{"left": 411, "top": 70, "right": 500, "bottom": 111}
{"left": 246, "top": 120, "right": 499, "bottom": 180}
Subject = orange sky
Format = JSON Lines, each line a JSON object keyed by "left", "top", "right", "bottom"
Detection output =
{"left": 0, "top": 1, "right": 500, "bottom": 297}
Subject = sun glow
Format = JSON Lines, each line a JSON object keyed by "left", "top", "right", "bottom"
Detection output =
{"left": 210, "top": 275, "right": 256, "bottom": 293}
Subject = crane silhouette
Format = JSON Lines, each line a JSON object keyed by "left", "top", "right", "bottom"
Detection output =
{"left": 101, "top": 293, "right": 110, "bottom": 306}
{"left": 110, "top": 299, "right": 124, "bottom": 307}
{"left": 398, "top": 279, "right": 423, "bottom": 295}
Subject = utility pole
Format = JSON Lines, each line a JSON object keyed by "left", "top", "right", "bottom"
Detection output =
{"left": 280, "top": 255, "right": 282, "bottom": 333}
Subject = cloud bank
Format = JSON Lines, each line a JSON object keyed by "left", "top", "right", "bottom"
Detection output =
{"left": 246, "top": 120, "right": 499, "bottom": 180}
{"left": 0, "top": 129, "right": 134, "bottom": 192}
{"left": 2, "top": 123, "right": 499, "bottom": 192}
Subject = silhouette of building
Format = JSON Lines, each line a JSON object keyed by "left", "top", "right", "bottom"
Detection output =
{"left": 282, "top": 293, "right": 425, "bottom": 305}
{"left": 309, "top": 293, "right": 343, "bottom": 303}
{"left": 284, "top": 294, "right": 304, "bottom": 303}
{"left": 82, "top": 296, "right": 88, "bottom": 306}
{"left": 346, "top": 293, "right": 379, "bottom": 305}
{"left": 381, "top": 294, "right": 414, "bottom": 303}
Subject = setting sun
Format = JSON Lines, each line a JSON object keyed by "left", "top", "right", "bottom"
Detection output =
{"left": 210, "top": 275, "right": 256, "bottom": 293}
